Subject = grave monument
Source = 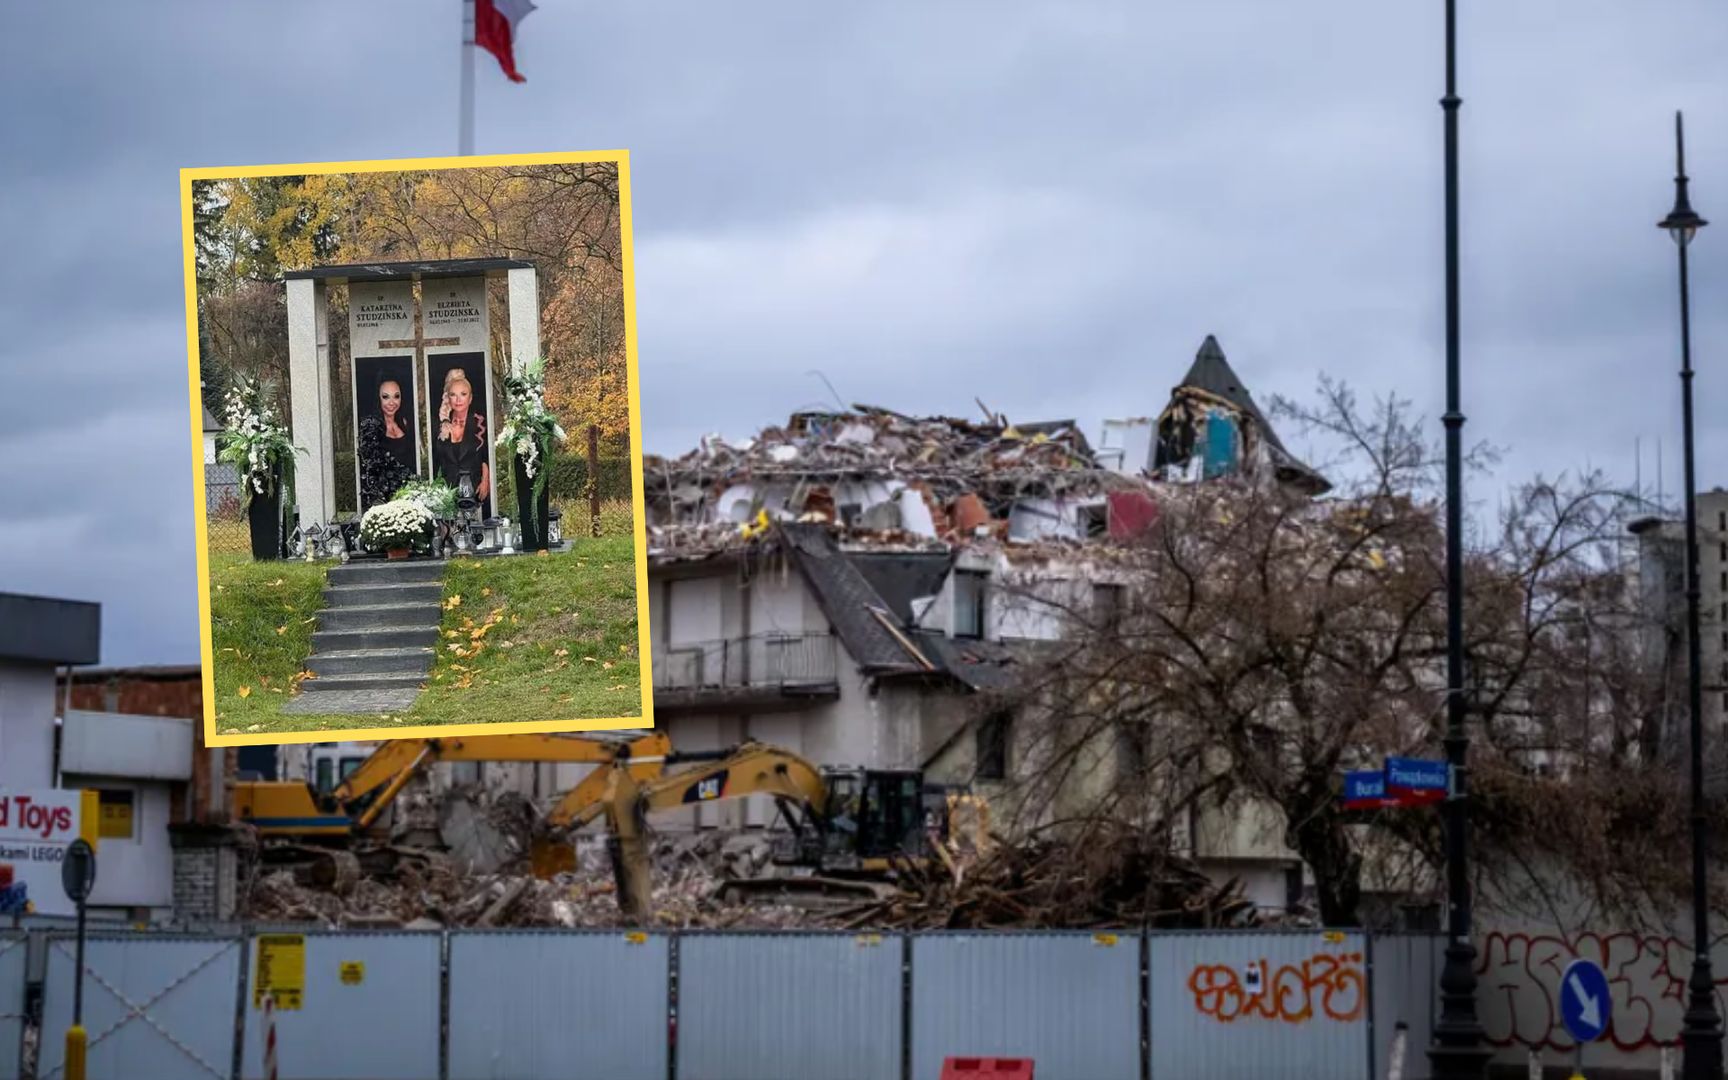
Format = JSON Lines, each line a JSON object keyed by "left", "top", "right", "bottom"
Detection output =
{"left": 283, "top": 258, "right": 544, "bottom": 547}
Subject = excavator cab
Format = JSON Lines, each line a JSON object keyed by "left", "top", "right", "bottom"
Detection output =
{"left": 816, "top": 768, "right": 927, "bottom": 870}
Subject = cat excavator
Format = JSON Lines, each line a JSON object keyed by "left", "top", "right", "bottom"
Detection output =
{"left": 230, "top": 731, "right": 677, "bottom": 886}
{"left": 546, "top": 740, "right": 982, "bottom": 922}
{"left": 232, "top": 731, "right": 985, "bottom": 912}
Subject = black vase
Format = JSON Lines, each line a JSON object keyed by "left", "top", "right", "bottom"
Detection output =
{"left": 247, "top": 485, "right": 282, "bottom": 560}
{"left": 513, "top": 456, "right": 551, "bottom": 551}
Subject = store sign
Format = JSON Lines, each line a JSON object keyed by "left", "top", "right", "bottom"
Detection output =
{"left": 0, "top": 789, "right": 95, "bottom": 917}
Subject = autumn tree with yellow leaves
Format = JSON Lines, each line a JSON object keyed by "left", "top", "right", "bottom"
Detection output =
{"left": 193, "top": 163, "right": 629, "bottom": 442}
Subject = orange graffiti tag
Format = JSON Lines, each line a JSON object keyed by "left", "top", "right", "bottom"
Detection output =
{"left": 1188, "top": 952, "right": 1367, "bottom": 1024}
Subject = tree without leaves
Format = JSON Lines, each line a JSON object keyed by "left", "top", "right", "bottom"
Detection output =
{"left": 977, "top": 377, "right": 1684, "bottom": 928}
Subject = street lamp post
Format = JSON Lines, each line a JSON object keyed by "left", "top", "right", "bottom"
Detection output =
{"left": 1427, "top": 1, "right": 1490, "bottom": 1075}
{"left": 1660, "top": 109, "right": 1720, "bottom": 1080}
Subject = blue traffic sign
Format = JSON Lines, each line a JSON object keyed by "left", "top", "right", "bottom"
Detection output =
{"left": 1559, "top": 958, "right": 1611, "bottom": 1043}
{"left": 1342, "top": 770, "right": 1387, "bottom": 807}
{"left": 1385, "top": 757, "right": 1449, "bottom": 803}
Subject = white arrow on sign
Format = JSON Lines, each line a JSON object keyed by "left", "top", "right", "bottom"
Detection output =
{"left": 1569, "top": 972, "right": 1602, "bottom": 1031}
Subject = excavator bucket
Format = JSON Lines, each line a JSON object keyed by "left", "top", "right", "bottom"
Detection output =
{"left": 529, "top": 837, "right": 577, "bottom": 879}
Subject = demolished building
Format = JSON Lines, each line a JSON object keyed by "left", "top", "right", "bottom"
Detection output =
{"left": 621, "top": 336, "right": 1339, "bottom": 914}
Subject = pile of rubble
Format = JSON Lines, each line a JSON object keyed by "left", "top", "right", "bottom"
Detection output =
{"left": 241, "top": 831, "right": 823, "bottom": 931}
{"left": 838, "top": 833, "right": 1264, "bottom": 931}
{"left": 650, "top": 405, "right": 1102, "bottom": 490}
{"left": 644, "top": 404, "right": 1148, "bottom": 559}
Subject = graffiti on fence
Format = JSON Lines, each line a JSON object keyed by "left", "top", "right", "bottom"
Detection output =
{"left": 1188, "top": 951, "right": 1367, "bottom": 1024}
{"left": 1475, "top": 930, "right": 1728, "bottom": 1052}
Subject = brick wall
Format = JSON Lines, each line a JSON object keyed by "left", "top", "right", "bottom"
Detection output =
{"left": 63, "top": 666, "right": 202, "bottom": 717}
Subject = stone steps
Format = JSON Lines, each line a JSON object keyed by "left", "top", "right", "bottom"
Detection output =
{"left": 317, "top": 603, "right": 443, "bottom": 632}
{"left": 323, "top": 582, "right": 445, "bottom": 608}
{"left": 285, "top": 558, "right": 448, "bottom": 716}
{"left": 327, "top": 560, "right": 445, "bottom": 585}
{"left": 305, "top": 647, "right": 436, "bottom": 676}
{"left": 293, "top": 671, "right": 428, "bottom": 693}
{"left": 311, "top": 627, "right": 440, "bottom": 653}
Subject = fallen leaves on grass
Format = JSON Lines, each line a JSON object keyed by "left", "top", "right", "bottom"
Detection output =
{"left": 554, "top": 648, "right": 569, "bottom": 658}
{"left": 275, "top": 626, "right": 288, "bottom": 635}
{"left": 444, "top": 595, "right": 463, "bottom": 610}
{"left": 237, "top": 686, "right": 252, "bottom": 698}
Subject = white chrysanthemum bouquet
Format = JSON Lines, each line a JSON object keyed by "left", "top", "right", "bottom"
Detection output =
{"left": 359, "top": 498, "right": 435, "bottom": 551}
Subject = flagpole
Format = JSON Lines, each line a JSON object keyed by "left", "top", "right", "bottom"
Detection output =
{"left": 459, "top": 0, "right": 475, "bottom": 155}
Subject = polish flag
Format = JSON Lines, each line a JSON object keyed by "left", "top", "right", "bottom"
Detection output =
{"left": 476, "top": 0, "right": 535, "bottom": 83}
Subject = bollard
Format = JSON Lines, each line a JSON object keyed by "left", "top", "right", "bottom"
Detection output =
{"left": 263, "top": 991, "right": 278, "bottom": 1080}
{"left": 1385, "top": 1021, "right": 1407, "bottom": 1080}
{"left": 63, "top": 1024, "right": 87, "bottom": 1080}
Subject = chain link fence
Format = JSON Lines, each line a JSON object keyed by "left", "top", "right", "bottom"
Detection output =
{"left": 205, "top": 431, "right": 636, "bottom": 560}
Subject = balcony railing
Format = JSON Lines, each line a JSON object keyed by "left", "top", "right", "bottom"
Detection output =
{"left": 653, "top": 633, "right": 839, "bottom": 694}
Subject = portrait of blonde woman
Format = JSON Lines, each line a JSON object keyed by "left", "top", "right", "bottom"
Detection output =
{"left": 433, "top": 365, "right": 490, "bottom": 514}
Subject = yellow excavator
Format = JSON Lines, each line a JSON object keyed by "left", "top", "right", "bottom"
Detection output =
{"left": 232, "top": 732, "right": 986, "bottom": 915}
{"left": 555, "top": 740, "right": 987, "bottom": 921}
{"left": 231, "top": 731, "right": 676, "bottom": 884}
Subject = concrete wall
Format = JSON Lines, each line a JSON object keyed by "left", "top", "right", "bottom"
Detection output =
{"left": 171, "top": 834, "right": 244, "bottom": 922}
{"left": 0, "top": 660, "right": 57, "bottom": 789}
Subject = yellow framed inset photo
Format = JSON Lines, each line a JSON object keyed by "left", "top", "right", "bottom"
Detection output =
{"left": 180, "top": 151, "right": 653, "bottom": 747}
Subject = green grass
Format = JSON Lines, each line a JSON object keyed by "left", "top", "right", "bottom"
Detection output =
{"left": 208, "top": 554, "right": 329, "bottom": 731}
{"left": 211, "top": 538, "right": 642, "bottom": 736}
{"left": 409, "top": 537, "right": 642, "bottom": 725}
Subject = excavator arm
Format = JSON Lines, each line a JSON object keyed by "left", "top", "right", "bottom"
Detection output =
{"left": 565, "top": 742, "right": 833, "bottom": 923}
{"left": 326, "top": 731, "right": 674, "bottom": 831}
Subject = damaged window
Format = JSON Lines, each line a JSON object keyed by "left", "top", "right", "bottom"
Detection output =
{"left": 977, "top": 711, "right": 1011, "bottom": 780}
{"left": 954, "top": 570, "right": 988, "bottom": 639}
{"left": 1094, "top": 583, "right": 1124, "bottom": 631}
{"left": 1115, "top": 722, "right": 1147, "bottom": 780}
{"left": 1077, "top": 504, "right": 1109, "bottom": 538}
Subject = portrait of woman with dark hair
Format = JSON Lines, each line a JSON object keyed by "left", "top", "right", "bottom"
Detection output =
{"left": 433, "top": 367, "right": 490, "bottom": 513}
{"left": 357, "top": 370, "right": 417, "bottom": 510}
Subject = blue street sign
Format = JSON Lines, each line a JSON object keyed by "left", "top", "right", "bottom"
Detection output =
{"left": 1385, "top": 757, "right": 1449, "bottom": 800}
{"left": 1559, "top": 958, "right": 1611, "bottom": 1043}
{"left": 1343, "top": 770, "right": 1386, "bottom": 806}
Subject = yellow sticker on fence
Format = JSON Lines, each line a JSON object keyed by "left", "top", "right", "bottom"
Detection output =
{"left": 1322, "top": 931, "right": 1346, "bottom": 944}
{"left": 339, "top": 961, "right": 364, "bottom": 985}
{"left": 855, "top": 934, "right": 884, "bottom": 948}
{"left": 1093, "top": 933, "right": 1120, "bottom": 947}
{"left": 254, "top": 934, "right": 305, "bottom": 1010}
{"left": 625, "top": 932, "right": 648, "bottom": 945}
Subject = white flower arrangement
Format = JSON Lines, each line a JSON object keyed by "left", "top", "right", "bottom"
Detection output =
{"left": 498, "top": 357, "right": 568, "bottom": 536}
{"left": 359, "top": 498, "right": 435, "bottom": 550}
{"left": 217, "top": 376, "right": 303, "bottom": 509}
{"left": 392, "top": 478, "right": 458, "bottom": 519}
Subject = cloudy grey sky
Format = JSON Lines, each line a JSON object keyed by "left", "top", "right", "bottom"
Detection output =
{"left": 1, "top": 0, "right": 1724, "bottom": 666}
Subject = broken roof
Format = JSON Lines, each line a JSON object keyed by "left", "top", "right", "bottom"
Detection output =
{"left": 778, "top": 524, "right": 933, "bottom": 676}
{"left": 1161, "top": 336, "right": 1330, "bottom": 495}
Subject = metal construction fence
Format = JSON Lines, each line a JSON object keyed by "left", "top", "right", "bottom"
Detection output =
{"left": 3, "top": 927, "right": 1446, "bottom": 1080}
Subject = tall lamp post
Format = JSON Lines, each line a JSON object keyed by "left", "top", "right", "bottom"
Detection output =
{"left": 1427, "top": 1, "right": 1490, "bottom": 1075}
{"left": 1660, "top": 109, "right": 1721, "bottom": 1080}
